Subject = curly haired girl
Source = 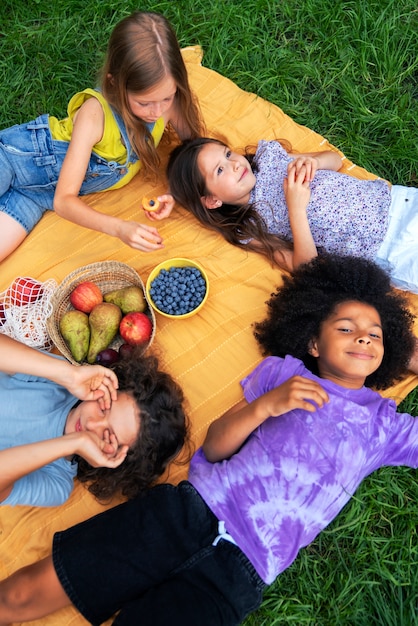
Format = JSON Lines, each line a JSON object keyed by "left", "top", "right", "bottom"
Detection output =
{"left": 0, "top": 335, "right": 188, "bottom": 506}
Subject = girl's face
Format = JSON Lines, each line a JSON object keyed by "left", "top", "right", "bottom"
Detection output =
{"left": 309, "top": 300, "right": 384, "bottom": 389}
{"left": 127, "top": 76, "right": 177, "bottom": 123}
{"left": 65, "top": 391, "right": 140, "bottom": 449}
{"left": 197, "top": 142, "right": 256, "bottom": 208}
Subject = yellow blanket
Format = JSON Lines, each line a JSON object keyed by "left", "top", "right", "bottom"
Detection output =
{"left": 1, "top": 47, "right": 417, "bottom": 626}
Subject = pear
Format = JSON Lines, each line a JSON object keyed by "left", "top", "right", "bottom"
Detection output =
{"left": 59, "top": 310, "right": 90, "bottom": 363}
{"left": 87, "top": 302, "right": 122, "bottom": 364}
{"left": 104, "top": 286, "right": 146, "bottom": 314}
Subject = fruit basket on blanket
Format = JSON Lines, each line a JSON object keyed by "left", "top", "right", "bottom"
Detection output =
{"left": 47, "top": 261, "right": 156, "bottom": 364}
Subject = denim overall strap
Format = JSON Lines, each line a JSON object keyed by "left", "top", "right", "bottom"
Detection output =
{"left": 109, "top": 105, "right": 156, "bottom": 167}
{"left": 26, "top": 115, "right": 58, "bottom": 169}
{"left": 109, "top": 107, "right": 137, "bottom": 167}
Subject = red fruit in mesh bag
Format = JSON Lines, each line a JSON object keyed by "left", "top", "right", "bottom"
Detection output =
{"left": 70, "top": 281, "right": 103, "bottom": 313}
{"left": 7, "top": 277, "right": 44, "bottom": 305}
{"left": 0, "top": 303, "right": 6, "bottom": 325}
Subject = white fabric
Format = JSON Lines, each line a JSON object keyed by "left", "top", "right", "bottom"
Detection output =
{"left": 375, "top": 185, "right": 418, "bottom": 293}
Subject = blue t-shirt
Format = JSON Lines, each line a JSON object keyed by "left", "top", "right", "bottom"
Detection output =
{"left": 0, "top": 364, "right": 78, "bottom": 506}
{"left": 189, "top": 355, "right": 418, "bottom": 583}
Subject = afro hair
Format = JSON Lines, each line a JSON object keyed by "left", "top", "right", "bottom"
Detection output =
{"left": 254, "top": 254, "right": 416, "bottom": 389}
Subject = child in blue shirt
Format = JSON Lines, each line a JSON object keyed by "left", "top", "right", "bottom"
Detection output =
{"left": 0, "top": 334, "right": 187, "bottom": 507}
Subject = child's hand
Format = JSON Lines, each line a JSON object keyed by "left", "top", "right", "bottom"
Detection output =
{"left": 117, "top": 221, "right": 164, "bottom": 251}
{"left": 289, "top": 155, "right": 319, "bottom": 182}
{"left": 284, "top": 163, "right": 311, "bottom": 215}
{"left": 266, "top": 375, "right": 329, "bottom": 415}
{"left": 145, "top": 194, "right": 175, "bottom": 221}
{"left": 74, "top": 430, "right": 129, "bottom": 468}
{"left": 66, "top": 364, "right": 119, "bottom": 410}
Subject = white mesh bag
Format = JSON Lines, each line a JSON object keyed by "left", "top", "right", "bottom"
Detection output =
{"left": 0, "top": 277, "right": 58, "bottom": 351}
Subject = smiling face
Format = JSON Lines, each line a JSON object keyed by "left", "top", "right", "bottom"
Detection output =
{"left": 127, "top": 76, "right": 177, "bottom": 123}
{"left": 309, "top": 300, "right": 384, "bottom": 389}
{"left": 65, "top": 391, "right": 140, "bottom": 449}
{"left": 197, "top": 142, "right": 257, "bottom": 208}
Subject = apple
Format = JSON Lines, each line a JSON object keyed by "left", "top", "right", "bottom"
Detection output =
{"left": 119, "top": 312, "right": 153, "bottom": 346}
{"left": 70, "top": 281, "right": 103, "bottom": 313}
{"left": 0, "top": 303, "right": 6, "bottom": 326}
{"left": 7, "top": 277, "right": 44, "bottom": 305}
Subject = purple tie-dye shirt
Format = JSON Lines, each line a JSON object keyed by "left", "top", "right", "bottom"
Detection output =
{"left": 189, "top": 355, "right": 417, "bottom": 584}
{"left": 247, "top": 140, "right": 391, "bottom": 259}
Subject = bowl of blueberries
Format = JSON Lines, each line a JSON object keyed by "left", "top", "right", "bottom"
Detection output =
{"left": 146, "top": 258, "right": 209, "bottom": 319}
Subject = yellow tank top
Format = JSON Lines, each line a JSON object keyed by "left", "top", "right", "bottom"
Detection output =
{"left": 48, "top": 89, "right": 165, "bottom": 189}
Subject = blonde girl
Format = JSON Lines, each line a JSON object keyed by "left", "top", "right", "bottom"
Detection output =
{"left": 0, "top": 11, "right": 203, "bottom": 261}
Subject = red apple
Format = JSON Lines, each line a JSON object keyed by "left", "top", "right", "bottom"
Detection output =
{"left": 7, "top": 277, "right": 44, "bottom": 305}
{"left": 119, "top": 312, "right": 153, "bottom": 346}
{"left": 70, "top": 281, "right": 103, "bottom": 313}
{"left": 0, "top": 303, "right": 6, "bottom": 326}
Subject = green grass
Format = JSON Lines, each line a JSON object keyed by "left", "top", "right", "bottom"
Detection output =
{"left": 0, "top": 1, "right": 417, "bottom": 623}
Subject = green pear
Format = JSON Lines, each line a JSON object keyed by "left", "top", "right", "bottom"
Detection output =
{"left": 59, "top": 310, "right": 90, "bottom": 363}
{"left": 87, "top": 302, "right": 122, "bottom": 364}
{"left": 104, "top": 285, "right": 146, "bottom": 314}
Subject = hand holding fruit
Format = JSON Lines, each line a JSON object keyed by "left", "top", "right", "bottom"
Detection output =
{"left": 143, "top": 193, "right": 175, "bottom": 221}
{"left": 116, "top": 220, "right": 164, "bottom": 252}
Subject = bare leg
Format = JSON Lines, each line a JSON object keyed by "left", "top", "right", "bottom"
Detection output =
{"left": 0, "top": 556, "right": 71, "bottom": 624}
{"left": 0, "top": 213, "right": 27, "bottom": 262}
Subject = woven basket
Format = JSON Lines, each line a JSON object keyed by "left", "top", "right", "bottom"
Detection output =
{"left": 47, "top": 261, "right": 156, "bottom": 364}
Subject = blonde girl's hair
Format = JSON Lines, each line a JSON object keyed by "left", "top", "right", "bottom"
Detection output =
{"left": 101, "top": 11, "right": 203, "bottom": 179}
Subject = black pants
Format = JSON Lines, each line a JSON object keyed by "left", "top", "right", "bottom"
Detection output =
{"left": 53, "top": 481, "right": 266, "bottom": 625}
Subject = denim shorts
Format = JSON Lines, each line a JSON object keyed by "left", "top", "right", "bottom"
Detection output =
{"left": 53, "top": 481, "right": 266, "bottom": 626}
{"left": 0, "top": 114, "right": 134, "bottom": 232}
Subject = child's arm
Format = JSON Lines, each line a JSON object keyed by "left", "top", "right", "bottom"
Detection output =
{"left": 203, "top": 375, "right": 329, "bottom": 462}
{"left": 53, "top": 98, "right": 164, "bottom": 253}
{"left": 270, "top": 151, "right": 342, "bottom": 272}
{"left": 0, "top": 431, "right": 128, "bottom": 503}
{"left": 281, "top": 151, "right": 342, "bottom": 271}
{"left": 283, "top": 163, "right": 318, "bottom": 269}
{"left": 0, "top": 335, "right": 118, "bottom": 409}
{"left": 288, "top": 150, "right": 343, "bottom": 180}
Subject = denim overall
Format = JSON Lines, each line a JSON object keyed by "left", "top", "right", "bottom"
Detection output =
{"left": 0, "top": 108, "right": 144, "bottom": 232}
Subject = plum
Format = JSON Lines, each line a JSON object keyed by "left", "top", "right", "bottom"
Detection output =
{"left": 118, "top": 343, "right": 134, "bottom": 359}
{"left": 96, "top": 348, "right": 120, "bottom": 366}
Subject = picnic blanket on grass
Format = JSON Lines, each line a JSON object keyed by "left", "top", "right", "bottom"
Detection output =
{"left": 1, "top": 47, "right": 417, "bottom": 626}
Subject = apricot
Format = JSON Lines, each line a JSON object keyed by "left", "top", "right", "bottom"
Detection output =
{"left": 142, "top": 195, "right": 161, "bottom": 212}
